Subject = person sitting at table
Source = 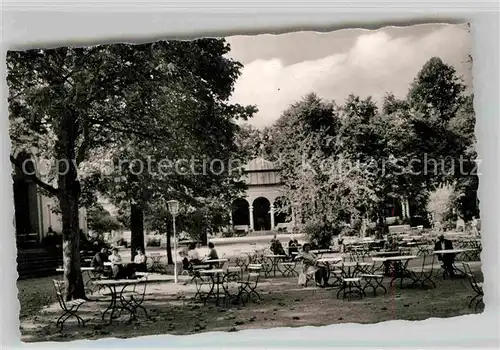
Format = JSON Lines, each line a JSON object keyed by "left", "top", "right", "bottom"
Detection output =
{"left": 270, "top": 235, "right": 286, "bottom": 256}
{"left": 109, "top": 248, "right": 124, "bottom": 279}
{"left": 383, "top": 236, "right": 397, "bottom": 251}
{"left": 434, "top": 234, "right": 456, "bottom": 278}
{"left": 207, "top": 242, "right": 219, "bottom": 260}
{"left": 204, "top": 242, "right": 220, "bottom": 269}
{"left": 91, "top": 247, "right": 109, "bottom": 273}
{"left": 299, "top": 243, "right": 330, "bottom": 288}
{"left": 288, "top": 240, "right": 299, "bottom": 256}
{"left": 132, "top": 248, "right": 147, "bottom": 272}
{"left": 187, "top": 242, "right": 203, "bottom": 265}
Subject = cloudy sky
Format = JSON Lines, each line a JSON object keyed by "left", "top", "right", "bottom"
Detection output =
{"left": 225, "top": 23, "right": 472, "bottom": 129}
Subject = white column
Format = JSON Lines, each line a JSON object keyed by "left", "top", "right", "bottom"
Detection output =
{"left": 404, "top": 199, "right": 410, "bottom": 218}
{"left": 270, "top": 205, "right": 275, "bottom": 230}
{"left": 249, "top": 205, "right": 254, "bottom": 231}
{"left": 401, "top": 198, "right": 408, "bottom": 219}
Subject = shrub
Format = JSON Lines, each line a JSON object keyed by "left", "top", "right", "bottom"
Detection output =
{"left": 303, "top": 221, "right": 341, "bottom": 249}
{"left": 146, "top": 235, "right": 161, "bottom": 247}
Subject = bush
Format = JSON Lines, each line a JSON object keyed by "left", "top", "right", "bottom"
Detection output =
{"left": 146, "top": 235, "right": 161, "bottom": 247}
{"left": 303, "top": 221, "right": 341, "bottom": 249}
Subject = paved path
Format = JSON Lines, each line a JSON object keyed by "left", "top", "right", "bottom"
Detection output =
{"left": 119, "top": 235, "right": 306, "bottom": 262}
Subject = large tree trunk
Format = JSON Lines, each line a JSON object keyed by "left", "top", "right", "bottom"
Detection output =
{"left": 166, "top": 230, "right": 173, "bottom": 264}
{"left": 130, "top": 203, "right": 145, "bottom": 261}
{"left": 57, "top": 112, "right": 86, "bottom": 301}
{"left": 59, "top": 191, "right": 86, "bottom": 301}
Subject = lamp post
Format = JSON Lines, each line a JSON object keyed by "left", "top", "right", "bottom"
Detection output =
{"left": 167, "top": 200, "right": 179, "bottom": 284}
{"left": 292, "top": 201, "right": 299, "bottom": 240}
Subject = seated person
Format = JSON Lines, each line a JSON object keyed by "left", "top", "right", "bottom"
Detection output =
{"left": 434, "top": 234, "right": 455, "bottom": 277}
{"left": 132, "top": 248, "right": 147, "bottom": 272}
{"left": 109, "top": 248, "right": 124, "bottom": 279}
{"left": 299, "top": 243, "right": 329, "bottom": 288}
{"left": 187, "top": 242, "right": 202, "bottom": 265}
{"left": 383, "top": 236, "right": 397, "bottom": 251}
{"left": 207, "top": 242, "right": 219, "bottom": 260}
{"left": 206, "top": 242, "right": 219, "bottom": 268}
{"left": 288, "top": 240, "right": 299, "bottom": 256}
{"left": 91, "top": 247, "right": 109, "bottom": 273}
{"left": 270, "top": 236, "right": 287, "bottom": 256}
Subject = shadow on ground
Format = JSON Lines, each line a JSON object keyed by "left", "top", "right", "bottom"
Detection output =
{"left": 20, "top": 266, "right": 483, "bottom": 343}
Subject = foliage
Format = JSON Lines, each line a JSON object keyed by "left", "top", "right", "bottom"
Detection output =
{"left": 7, "top": 39, "right": 255, "bottom": 298}
{"left": 303, "top": 220, "right": 340, "bottom": 248}
{"left": 87, "top": 205, "right": 122, "bottom": 235}
{"left": 427, "top": 184, "right": 458, "bottom": 221}
{"left": 266, "top": 56, "right": 477, "bottom": 245}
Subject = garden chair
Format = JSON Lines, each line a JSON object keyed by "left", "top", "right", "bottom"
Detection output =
{"left": 462, "top": 262, "right": 484, "bottom": 311}
{"left": 238, "top": 264, "right": 263, "bottom": 304}
{"left": 119, "top": 273, "right": 149, "bottom": 322}
{"left": 336, "top": 262, "right": 365, "bottom": 301}
{"left": 408, "top": 254, "right": 436, "bottom": 289}
{"left": 53, "top": 280, "right": 87, "bottom": 331}
{"left": 360, "top": 261, "right": 386, "bottom": 296}
{"left": 280, "top": 254, "right": 299, "bottom": 277}
{"left": 221, "top": 267, "right": 244, "bottom": 308}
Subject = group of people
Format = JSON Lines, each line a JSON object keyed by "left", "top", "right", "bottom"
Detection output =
{"left": 91, "top": 247, "right": 147, "bottom": 279}
{"left": 269, "top": 235, "right": 329, "bottom": 287}
{"left": 270, "top": 231, "right": 461, "bottom": 289}
{"left": 181, "top": 241, "right": 220, "bottom": 270}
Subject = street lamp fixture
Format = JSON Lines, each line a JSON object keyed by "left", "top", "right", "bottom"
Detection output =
{"left": 167, "top": 200, "right": 180, "bottom": 283}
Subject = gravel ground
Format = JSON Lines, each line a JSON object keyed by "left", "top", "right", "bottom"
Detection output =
{"left": 19, "top": 259, "right": 483, "bottom": 343}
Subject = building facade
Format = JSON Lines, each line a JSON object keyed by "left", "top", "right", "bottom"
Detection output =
{"left": 12, "top": 152, "right": 88, "bottom": 249}
{"left": 230, "top": 157, "right": 295, "bottom": 232}
{"left": 230, "top": 157, "right": 412, "bottom": 233}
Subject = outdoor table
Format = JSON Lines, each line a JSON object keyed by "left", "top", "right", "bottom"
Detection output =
{"left": 317, "top": 256, "right": 343, "bottom": 280}
{"left": 93, "top": 273, "right": 149, "bottom": 324}
{"left": 379, "top": 255, "right": 417, "bottom": 288}
{"left": 311, "top": 249, "right": 334, "bottom": 257}
{"left": 433, "top": 249, "right": 477, "bottom": 276}
{"left": 371, "top": 251, "right": 400, "bottom": 257}
{"left": 264, "top": 254, "right": 288, "bottom": 277}
{"left": 202, "top": 258, "right": 228, "bottom": 269}
{"left": 198, "top": 269, "right": 225, "bottom": 306}
{"left": 147, "top": 253, "right": 166, "bottom": 273}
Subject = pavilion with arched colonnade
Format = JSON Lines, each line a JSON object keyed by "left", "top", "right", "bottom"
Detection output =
{"left": 230, "top": 157, "right": 297, "bottom": 233}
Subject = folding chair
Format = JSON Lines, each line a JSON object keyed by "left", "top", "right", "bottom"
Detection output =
{"left": 53, "top": 280, "right": 86, "bottom": 331}
{"left": 120, "top": 274, "right": 149, "bottom": 322}
{"left": 462, "top": 262, "right": 484, "bottom": 311}
{"left": 280, "top": 257, "right": 299, "bottom": 277}
{"left": 336, "top": 262, "right": 365, "bottom": 300}
{"left": 360, "top": 262, "right": 386, "bottom": 296}
{"left": 409, "top": 254, "right": 436, "bottom": 289}
{"left": 238, "top": 264, "right": 262, "bottom": 304}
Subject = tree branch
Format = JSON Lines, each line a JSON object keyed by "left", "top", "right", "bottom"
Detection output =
{"left": 76, "top": 120, "right": 89, "bottom": 165}
{"left": 10, "top": 154, "right": 59, "bottom": 197}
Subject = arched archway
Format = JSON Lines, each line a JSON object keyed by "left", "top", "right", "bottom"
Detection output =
{"left": 273, "top": 196, "right": 291, "bottom": 226}
{"left": 231, "top": 198, "right": 250, "bottom": 226}
{"left": 253, "top": 197, "right": 271, "bottom": 231}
